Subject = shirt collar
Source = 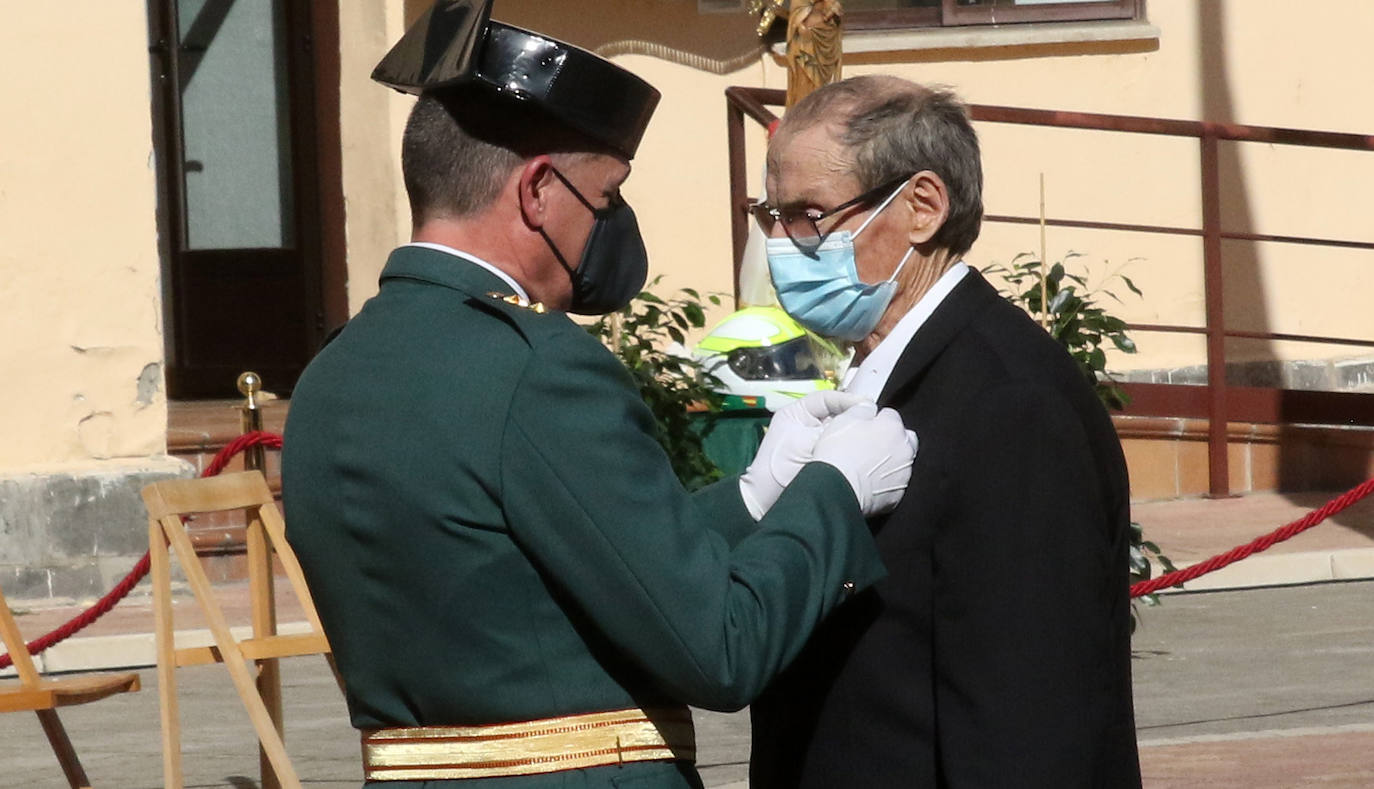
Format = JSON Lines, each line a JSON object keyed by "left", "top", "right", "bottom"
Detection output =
{"left": 401, "top": 242, "right": 531, "bottom": 304}
{"left": 841, "top": 262, "right": 970, "bottom": 400}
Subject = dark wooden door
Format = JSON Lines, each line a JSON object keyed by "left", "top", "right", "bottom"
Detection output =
{"left": 149, "top": 0, "right": 328, "bottom": 398}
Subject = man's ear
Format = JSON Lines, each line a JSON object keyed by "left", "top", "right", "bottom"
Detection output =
{"left": 905, "top": 170, "right": 950, "bottom": 247}
{"left": 517, "top": 155, "right": 557, "bottom": 229}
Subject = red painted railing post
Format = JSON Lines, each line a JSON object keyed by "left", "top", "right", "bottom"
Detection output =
{"left": 726, "top": 95, "right": 748, "bottom": 304}
{"left": 1200, "top": 132, "right": 1231, "bottom": 497}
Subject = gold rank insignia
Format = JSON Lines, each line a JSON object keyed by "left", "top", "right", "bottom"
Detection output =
{"left": 487, "top": 292, "right": 547, "bottom": 314}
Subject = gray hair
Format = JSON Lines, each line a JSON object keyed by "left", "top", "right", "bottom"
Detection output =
{"left": 401, "top": 92, "right": 613, "bottom": 225}
{"left": 401, "top": 94, "right": 522, "bottom": 225}
{"left": 778, "top": 75, "right": 984, "bottom": 258}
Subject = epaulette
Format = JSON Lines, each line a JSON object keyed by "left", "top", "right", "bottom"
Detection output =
{"left": 487, "top": 291, "right": 548, "bottom": 314}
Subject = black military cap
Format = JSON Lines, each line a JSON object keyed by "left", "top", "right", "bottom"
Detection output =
{"left": 373, "top": 0, "right": 662, "bottom": 160}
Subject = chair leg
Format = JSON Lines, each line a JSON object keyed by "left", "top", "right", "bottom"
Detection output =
{"left": 151, "top": 521, "right": 184, "bottom": 789}
{"left": 248, "top": 517, "right": 284, "bottom": 789}
{"left": 35, "top": 709, "right": 92, "bottom": 789}
{"left": 163, "top": 518, "right": 303, "bottom": 789}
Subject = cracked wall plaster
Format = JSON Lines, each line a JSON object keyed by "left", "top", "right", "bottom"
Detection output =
{"left": 136, "top": 362, "right": 161, "bottom": 408}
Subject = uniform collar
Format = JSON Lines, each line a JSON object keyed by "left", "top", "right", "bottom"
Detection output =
{"left": 380, "top": 244, "right": 531, "bottom": 303}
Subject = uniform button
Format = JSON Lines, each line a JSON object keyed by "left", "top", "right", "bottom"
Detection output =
{"left": 841, "top": 581, "right": 856, "bottom": 595}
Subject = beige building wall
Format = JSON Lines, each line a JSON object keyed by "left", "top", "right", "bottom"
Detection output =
{"left": 365, "top": 0, "right": 1364, "bottom": 379}
{"left": 0, "top": 3, "right": 169, "bottom": 473}
{"left": 337, "top": 2, "right": 415, "bottom": 313}
{"left": 0, "top": 2, "right": 185, "bottom": 599}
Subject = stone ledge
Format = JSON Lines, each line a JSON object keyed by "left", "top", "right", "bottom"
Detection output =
{"left": 771, "top": 19, "right": 1160, "bottom": 56}
{"left": 0, "top": 459, "right": 193, "bottom": 600}
{"left": 1121, "top": 356, "right": 1374, "bottom": 393}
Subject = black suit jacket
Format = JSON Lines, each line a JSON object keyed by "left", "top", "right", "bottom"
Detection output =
{"left": 751, "top": 270, "right": 1142, "bottom": 788}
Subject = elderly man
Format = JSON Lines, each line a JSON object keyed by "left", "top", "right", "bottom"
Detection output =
{"left": 282, "top": 3, "right": 917, "bottom": 787}
{"left": 748, "top": 75, "right": 1142, "bottom": 787}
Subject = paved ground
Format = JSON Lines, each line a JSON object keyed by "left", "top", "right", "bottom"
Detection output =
{"left": 3, "top": 488, "right": 1373, "bottom": 787}
{"left": 4, "top": 580, "right": 1372, "bottom": 787}
{"left": 1132, "top": 580, "right": 1374, "bottom": 787}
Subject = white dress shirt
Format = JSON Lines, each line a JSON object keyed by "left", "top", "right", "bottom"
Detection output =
{"left": 841, "top": 262, "right": 970, "bottom": 401}
{"left": 404, "top": 242, "right": 530, "bottom": 304}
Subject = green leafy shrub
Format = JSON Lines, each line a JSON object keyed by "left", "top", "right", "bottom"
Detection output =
{"left": 587, "top": 277, "right": 726, "bottom": 490}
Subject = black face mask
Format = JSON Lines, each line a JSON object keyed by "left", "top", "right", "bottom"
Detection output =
{"left": 541, "top": 167, "right": 649, "bottom": 315}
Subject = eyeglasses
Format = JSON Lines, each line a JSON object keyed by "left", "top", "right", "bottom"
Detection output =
{"left": 748, "top": 173, "right": 915, "bottom": 255}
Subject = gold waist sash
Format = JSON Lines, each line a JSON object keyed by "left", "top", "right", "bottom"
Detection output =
{"left": 361, "top": 706, "right": 696, "bottom": 781}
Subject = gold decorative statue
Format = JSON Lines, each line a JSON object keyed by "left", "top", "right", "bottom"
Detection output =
{"left": 745, "top": 0, "right": 790, "bottom": 37}
{"left": 785, "top": 0, "right": 844, "bottom": 108}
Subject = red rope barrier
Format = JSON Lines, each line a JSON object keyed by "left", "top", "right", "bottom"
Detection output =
{"left": 202, "top": 430, "right": 283, "bottom": 477}
{"left": 1131, "top": 477, "right": 1374, "bottom": 598}
{"left": 0, "top": 431, "right": 283, "bottom": 669}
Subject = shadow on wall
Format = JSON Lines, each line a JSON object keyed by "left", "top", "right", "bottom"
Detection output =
{"left": 1197, "top": 0, "right": 1271, "bottom": 390}
{"left": 1200, "top": 4, "right": 1374, "bottom": 519}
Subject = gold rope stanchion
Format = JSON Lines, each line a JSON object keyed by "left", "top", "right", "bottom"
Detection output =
{"left": 238, "top": 372, "right": 267, "bottom": 473}
{"left": 238, "top": 371, "right": 283, "bottom": 789}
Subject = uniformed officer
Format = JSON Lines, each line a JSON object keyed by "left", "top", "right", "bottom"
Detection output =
{"left": 281, "top": 2, "right": 917, "bottom": 786}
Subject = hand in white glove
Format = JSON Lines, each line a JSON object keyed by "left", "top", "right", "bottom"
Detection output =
{"left": 811, "top": 403, "right": 918, "bottom": 517}
{"left": 738, "top": 390, "right": 870, "bottom": 520}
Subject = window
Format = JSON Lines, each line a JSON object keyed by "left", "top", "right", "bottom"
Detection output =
{"left": 844, "top": 0, "right": 1141, "bottom": 31}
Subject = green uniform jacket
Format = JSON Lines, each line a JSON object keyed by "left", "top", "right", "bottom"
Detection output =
{"left": 282, "top": 246, "right": 885, "bottom": 788}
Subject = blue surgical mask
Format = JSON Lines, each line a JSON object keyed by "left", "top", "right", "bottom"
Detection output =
{"left": 766, "top": 181, "right": 915, "bottom": 342}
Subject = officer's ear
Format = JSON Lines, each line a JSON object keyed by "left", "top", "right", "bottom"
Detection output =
{"left": 905, "top": 170, "right": 950, "bottom": 247}
{"left": 517, "top": 155, "right": 559, "bottom": 230}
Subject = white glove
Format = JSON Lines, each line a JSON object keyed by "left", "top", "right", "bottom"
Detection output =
{"left": 738, "top": 390, "right": 870, "bottom": 520}
{"left": 811, "top": 403, "right": 919, "bottom": 517}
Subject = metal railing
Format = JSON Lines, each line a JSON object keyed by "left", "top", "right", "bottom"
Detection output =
{"left": 725, "top": 86, "right": 1374, "bottom": 496}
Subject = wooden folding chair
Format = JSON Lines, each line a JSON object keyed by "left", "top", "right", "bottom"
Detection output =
{"left": 0, "top": 581, "right": 141, "bottom": 788}
{"left": 143, "top": 470, "right": 336, "bottom": 789}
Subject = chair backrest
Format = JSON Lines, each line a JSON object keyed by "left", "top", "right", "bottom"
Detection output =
{"left": 143, "top": 469, "right": 276, "bottom": 520}
{"left": 0, "top": 582, "right": 42, "bottom": 687}
{"left": 142, "top": 470, "right": 327, "bottom": 636}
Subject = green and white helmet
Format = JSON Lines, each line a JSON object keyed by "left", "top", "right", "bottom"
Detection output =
{"left": 694, "top": 306, "right": 851, "bottom": 412}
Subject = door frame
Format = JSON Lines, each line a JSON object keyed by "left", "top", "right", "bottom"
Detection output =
{"left": 147, "top": 0, "right": 346, "bottom": 399}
